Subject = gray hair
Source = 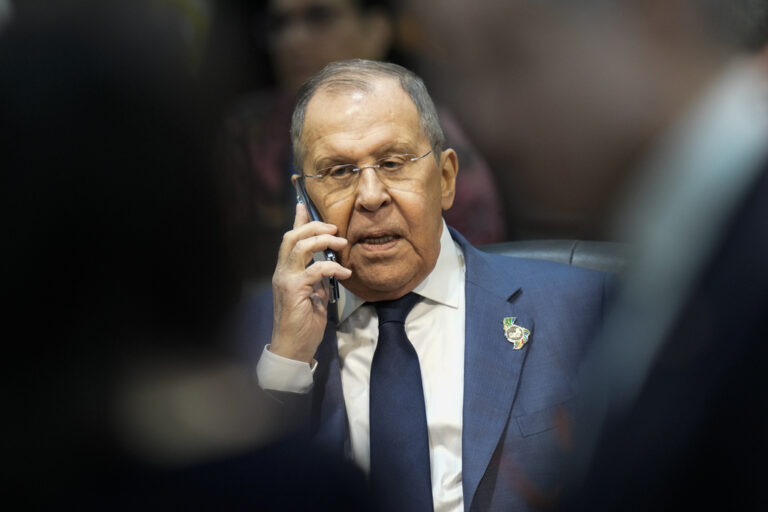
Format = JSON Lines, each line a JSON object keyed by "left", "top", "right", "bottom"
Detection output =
{"left": 290, "top": 59, "right": 445, "bottom": 172}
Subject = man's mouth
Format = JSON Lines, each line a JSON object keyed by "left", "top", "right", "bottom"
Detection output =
{"left": 353, "top": 231, "right": 402, "bottom": 250}
{"left": 361, "top": 234, "right": 398, "bottom": 245}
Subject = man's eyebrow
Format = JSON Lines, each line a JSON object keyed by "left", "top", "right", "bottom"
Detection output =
{"left": 374, "top": 141, "right": 415, "bottom": 156}
{"left": 313, "top": 155, "right": 350, "bottom": 169}
{"left": 311, "top": 142, "right": 417, "bottom": 168}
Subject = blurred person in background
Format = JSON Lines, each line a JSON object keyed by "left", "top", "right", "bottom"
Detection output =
{"left": 407, "top": 0, "right": 768, "bottom": 509}
{"left": 1, "top": 2, "right": 367, "bottom": 508}
{"left": 406, "top": 0, "right": 768, "bottom": 241}
{"left": 220, "top": 0, "right": 506, "bottom": 287}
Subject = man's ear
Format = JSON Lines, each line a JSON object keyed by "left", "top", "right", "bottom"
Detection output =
{"left": 439, "top": 148, "right": 459, "bottom": 211}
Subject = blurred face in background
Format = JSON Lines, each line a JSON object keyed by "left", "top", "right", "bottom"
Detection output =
{"left": 409, "top": 0, "right": 716, "bottom": 236}
{"left": 268, "top": 0, "right": 393, "bottom": 92}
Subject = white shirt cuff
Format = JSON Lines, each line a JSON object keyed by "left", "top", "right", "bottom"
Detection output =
{"left": 255, "top": 345, "right": 317, "bottom": 393}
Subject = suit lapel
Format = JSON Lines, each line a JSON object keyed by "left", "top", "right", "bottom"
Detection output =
{"left": 452, "top": 229, "right": 534, "bottom": 510}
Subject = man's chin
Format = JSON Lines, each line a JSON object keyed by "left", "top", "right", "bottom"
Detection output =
{"left": 343, "top": 270, "right": 416, "bottom": 302}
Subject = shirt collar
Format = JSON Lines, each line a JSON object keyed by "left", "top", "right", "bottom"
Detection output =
{"left": 337, "top": 219, "right": 464, "bottom": 323}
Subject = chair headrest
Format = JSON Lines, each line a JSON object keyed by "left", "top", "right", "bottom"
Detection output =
{"left": 479, "top": 240, "right": 629, "bottom": 275}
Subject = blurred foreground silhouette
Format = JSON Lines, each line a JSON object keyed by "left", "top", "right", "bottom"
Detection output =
{"left": 407, "top": 0, "right": 768, "bottom": 509}
{"left": 1, "top": 2, "right": 367, "bottom": 508}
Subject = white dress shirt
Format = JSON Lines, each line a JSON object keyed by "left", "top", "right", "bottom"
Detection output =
{"left": 257, "top": 220, "right": 466, "bottom": 512}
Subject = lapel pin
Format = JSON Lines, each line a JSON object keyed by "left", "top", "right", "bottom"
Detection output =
{"left": 503, "top": 316, "right": 531, "bottom": 350}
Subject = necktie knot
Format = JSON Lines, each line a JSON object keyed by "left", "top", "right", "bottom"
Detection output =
{"left": 372, "top": 292, "right": 420, "bottom": 325}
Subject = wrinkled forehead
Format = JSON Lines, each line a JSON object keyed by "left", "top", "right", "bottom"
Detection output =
{"left": 301, "top": 78, "right": 425, "bottom": 160}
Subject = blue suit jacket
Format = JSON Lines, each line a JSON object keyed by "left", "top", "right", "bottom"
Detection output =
{"left": 243, "top": 228, "right": 613, "bottom": 511}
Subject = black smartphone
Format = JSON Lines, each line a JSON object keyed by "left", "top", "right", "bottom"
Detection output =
{"left": 294, "top": 177, "right": 340, "bottom": 303}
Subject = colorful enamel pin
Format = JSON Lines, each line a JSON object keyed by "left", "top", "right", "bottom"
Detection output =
{"left": 503, "top": 317, "right": 531, "bottom": 350}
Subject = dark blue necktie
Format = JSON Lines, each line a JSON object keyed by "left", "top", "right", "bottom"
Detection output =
{"left": 369, "top": 292, "right": 433, "bottom": 512}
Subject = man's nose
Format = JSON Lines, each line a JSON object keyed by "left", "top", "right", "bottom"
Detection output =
{"left": 354, "top": 167, "right": 391, "bottom": 212}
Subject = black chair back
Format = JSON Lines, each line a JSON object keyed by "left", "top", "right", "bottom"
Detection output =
{"left": 480, "top": 240, "right": 629, "bottom": 275}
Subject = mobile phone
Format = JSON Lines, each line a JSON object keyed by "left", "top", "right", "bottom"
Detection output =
{"left": 294, "top": 177, "right": 340, "bottom": 303}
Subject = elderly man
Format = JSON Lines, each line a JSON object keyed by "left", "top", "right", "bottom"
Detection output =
{"left": 246, "top": 59, "right": 612, "bottom": 511}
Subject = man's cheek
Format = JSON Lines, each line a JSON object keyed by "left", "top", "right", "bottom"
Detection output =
{"left": 340, "top": 244, "right": 354, "bottom": 267}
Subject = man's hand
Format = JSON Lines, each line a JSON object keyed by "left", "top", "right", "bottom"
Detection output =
{"left": 270, "top": 203, "right": 352, "bottom": 363}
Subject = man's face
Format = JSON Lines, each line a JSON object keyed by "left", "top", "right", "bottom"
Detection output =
{"left": 299, "top": 78, "right": 458, "bottom": 301}
{"left": 268, "top": 0, "right": 388, "bottom": 92}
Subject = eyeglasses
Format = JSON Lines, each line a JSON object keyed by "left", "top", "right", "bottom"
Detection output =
{"left": 303, "top": 150, "right": 433, "bottom": 193}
